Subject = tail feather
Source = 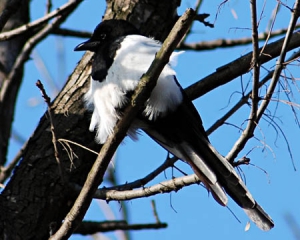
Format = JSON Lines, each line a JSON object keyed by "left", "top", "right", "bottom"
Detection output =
{"left": 244, "top": 204, "right": 274, "bottom": 231}
{"left": 179, "top": 142, "right": 228, "bottom": 206}
{"left": 198, "top": 138, "right": 257, "bottom": 208}
{"left": 140, "top": 116, "right": 274, "bottom": 230}
{"left": 185, "top": 139, "right": 274, "bottom": 230}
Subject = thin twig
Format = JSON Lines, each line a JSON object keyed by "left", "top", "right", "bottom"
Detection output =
{"left": 52, "top": 27, "right": 91, "bottom": 38}
{"left": 260, "top": 2, "right": 280, "bottom": 55}
{"left": 95, "top": 156, "right": 178, "bottom": 192}
{"left": 46, "top": 0, "right": 53, "bottom": 14}
{"left": 151, "top": 200, "right": 161, "bottom": 223}
{"left": 36, "top": 80, "right": 65, "bottom": 183}
{"left": 182, "top": 0, "right": 205, "bottom": 43}
{"left": 206, "top": 48, "right": 300, "bottom": 135}
{"left": 206, "top": 76, "right": 270, "bottom": 135}
{"left": 58, "top": 138, "right": 99, "bottom": 155}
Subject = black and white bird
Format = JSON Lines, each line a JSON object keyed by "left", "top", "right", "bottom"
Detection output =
{"left": 74, "top": 19, "right": 274, "bottom": 231}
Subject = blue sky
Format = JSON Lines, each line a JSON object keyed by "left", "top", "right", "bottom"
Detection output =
{"left": 7, "top": 0, "right": 300, "bottom": 239}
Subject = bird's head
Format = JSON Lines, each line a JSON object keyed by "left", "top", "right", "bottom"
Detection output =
{"left": 74, "top": 19, "right": 139, "bottom": 52}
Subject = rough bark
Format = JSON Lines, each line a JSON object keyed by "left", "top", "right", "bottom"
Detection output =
{"left": 0, "top": 1, "right": 180, "bottom": 239}
{"left": 0, "top": 0, "right": 30, "bottom": 166}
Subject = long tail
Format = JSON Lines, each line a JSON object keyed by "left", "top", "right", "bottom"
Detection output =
{"left": 179, "top": 140, "right": 274, "bottom": 231}
{"left": 138, "top": 91, "right": 274, "bottom": 231}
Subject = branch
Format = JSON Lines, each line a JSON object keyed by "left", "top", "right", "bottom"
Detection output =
{"left": 74, "top": 220, "right": 167, "bottom": 235}
{"left": 206, "top": 48, "right": 300, "bottom": 136}
{"left": 92, "top": 174, "right": 201, "bottom": 201}
{"left": 72, "top": 156, "right": 178, "bottom": 200}
{"left": 230, "top": 0, "right": 262, "bottom": 165}
{"left": 178, "top": 24, "right": 300, "bottom": 51}
{"left": 51, "top": 24, "right": 300, "bottom": 51}
{"left": 102, "top": 156, "right": 178, "bottom": 191}
{"left": 250, "top": 0, "right": 260, "bottom": 121}
{"left": 49, "top": 9, "right": 196, "bottom": 240}
{"left": 52, "top": 27, "right": 91, "bottom": 38}
{"left": 185, "top": 31, "right": 300, "bottom": 101}
{"left": 0, "top": 0, "right": 83, "bottom": 41}
{"left": 206, "top": 75, "right": 270, "bottom": 135}
{"left": 36, "top": 80, "right": 65, "bottom": 183}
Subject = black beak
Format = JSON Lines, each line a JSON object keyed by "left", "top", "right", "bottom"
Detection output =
{"left": 74, "top": 39, "right": 100, "bottom": 52}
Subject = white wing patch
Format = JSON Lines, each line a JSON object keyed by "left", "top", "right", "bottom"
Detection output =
{"left": 85, "top": 35, "right": 183, "bottom": 143}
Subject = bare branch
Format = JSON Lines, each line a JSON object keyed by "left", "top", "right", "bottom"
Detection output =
{"left": 93, "top": 174, "right": 201, "bottom": 201}
{"left": 52, "top": 27, "right": 91, "bottom": 38}
{"left": 74, "top": 220, "right": 167, "bottom": 235}
{"left": 104, "top": 156, "right": 178, "bottom": 191}
{"left": 51, "top": 25, "right": 300, "bottom": 51}
{"left": 206, "top": 75, "right": 270, "bottom": 135}
{"left": 250, "top": 0, "right": 260, "bottom": 120}
{"left": 179, "top": 24, "right": 300, "bottom": 51}
{"left": 0, "top": 0, "right": 83, "bottom": 41}
{"left": 151, "top": 200, "right": 161, "bottom": 223}
{"left": 46, "top": 0, "right": 53, "bottom": 14}
{"left": 36, "top": 80, "right": 65, "bottom": 183}
{"left": 226, "top": 0, "right": 262, "bottom": 165}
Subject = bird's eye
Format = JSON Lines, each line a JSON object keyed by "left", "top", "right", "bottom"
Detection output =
{"left": 100, "top": 33, "right": 106, "bottom": 40}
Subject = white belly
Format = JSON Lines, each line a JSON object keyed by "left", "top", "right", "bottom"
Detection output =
{"left": 84, "top": 35, "right": 183, "bottom": 144}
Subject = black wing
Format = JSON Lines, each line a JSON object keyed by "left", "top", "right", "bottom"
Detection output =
{"left": 137, "top": 80, "right": 274, "bottom": 230}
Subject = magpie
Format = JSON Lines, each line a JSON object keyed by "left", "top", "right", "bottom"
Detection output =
{"left": 74, "top": 19, "right": 274, "bottom": 231}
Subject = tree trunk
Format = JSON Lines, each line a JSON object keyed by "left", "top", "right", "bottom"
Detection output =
{"left": 0, "top": 1, "right": 180, "bottom": 239}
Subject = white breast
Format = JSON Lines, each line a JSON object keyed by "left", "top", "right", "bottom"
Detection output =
{"left": 85, "top": 35, "right": 183, "bottom": 144}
